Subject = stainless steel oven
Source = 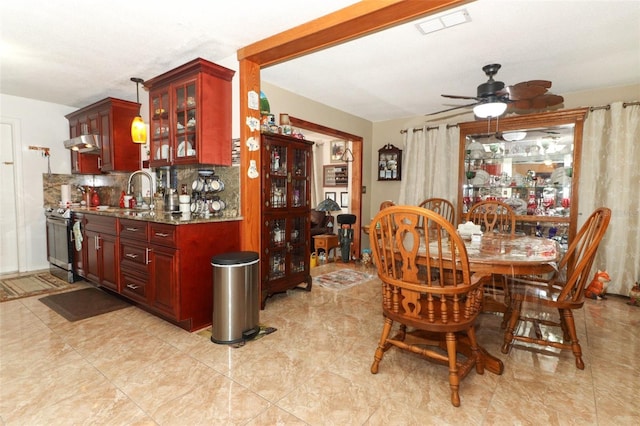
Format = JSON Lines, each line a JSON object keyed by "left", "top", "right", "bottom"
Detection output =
{"left": 45, "top": 207, "right": 77, "bottom": 282}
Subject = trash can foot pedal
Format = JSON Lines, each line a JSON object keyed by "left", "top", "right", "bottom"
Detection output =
{"left": 242, "top": 326, "right": 260, "bottom": 341}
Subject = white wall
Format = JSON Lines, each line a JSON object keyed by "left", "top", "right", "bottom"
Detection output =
{"left": 0, "top": 94, "right": 75, "bottom": 271}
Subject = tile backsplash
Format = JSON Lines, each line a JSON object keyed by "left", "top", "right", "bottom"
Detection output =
{"left": 43, "top": 165, "right": 240, "bottom": 216}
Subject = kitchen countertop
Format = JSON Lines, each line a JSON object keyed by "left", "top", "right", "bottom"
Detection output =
{"left": 69, "top": 206, "right": 242, "bottom": 225}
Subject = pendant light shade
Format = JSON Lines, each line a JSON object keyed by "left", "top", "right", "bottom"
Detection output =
{"left": 130, "top": 77, "right": 147, "bottom": 144}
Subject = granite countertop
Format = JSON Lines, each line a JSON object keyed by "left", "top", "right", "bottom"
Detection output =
{"left": 69, "top": 206, "right": 242, "bottom": 225}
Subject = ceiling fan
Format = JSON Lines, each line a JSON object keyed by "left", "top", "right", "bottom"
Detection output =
{"left": 426, "top": 64, "right": 564, "bottom": 117}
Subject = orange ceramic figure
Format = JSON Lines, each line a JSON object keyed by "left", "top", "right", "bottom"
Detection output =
{"left": 585, "top": 270, "right": 611, "bottom": 300}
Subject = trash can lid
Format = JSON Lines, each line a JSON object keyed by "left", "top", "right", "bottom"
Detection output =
{"left": 211, "top": 251, "right": 259, "bottom": 266}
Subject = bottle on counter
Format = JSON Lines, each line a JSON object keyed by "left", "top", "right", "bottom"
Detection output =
{"left": 119, "top": 191, "right": 126, "bottom": 208}
{"left": 91, "top": 189, "right": 100, "bottom": 207}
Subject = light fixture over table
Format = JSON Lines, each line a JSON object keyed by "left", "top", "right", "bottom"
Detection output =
{"left": 130, "top": 77, "right": 147, "bottom": 144}
{"left": 473, "top": 98, "right": 507, "bottom": 119}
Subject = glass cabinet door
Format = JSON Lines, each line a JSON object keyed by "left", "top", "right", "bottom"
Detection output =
{"left": 150, "top": 91, "right": 170, "bottom": 165}
{"left": 266, "top": 142, "right": 288, "bottom": 209}
{"left": 288, "top": 215, "right": 307, "bottom": 274}
{"left": 174, "top": 80, "right": 197, "bottom": 161}
{"left": 290, "top": 146, "right": 309, "bottom": 208}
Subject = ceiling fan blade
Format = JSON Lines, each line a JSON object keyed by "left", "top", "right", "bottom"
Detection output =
{"left": 441, "top": 94, "right": 480, "bottom": 100}
{"left": 505, "top": 82, "right": 549, "bottom": 100}
{"left": 425, "top": 102, "right": 479, "bottom": 116}
{"left": 531, "top": 94, "right": 564, "bottom": 109}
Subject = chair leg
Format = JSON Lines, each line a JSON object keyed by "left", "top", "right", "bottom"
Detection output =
{"left": 501, "top": 299, "right": 521, "bottom": 354}
{"left": 558, "top": 308, "right": 571, "bottom": 342}
{"left": 466, "top": 326, "right": 484, "bottom": 375}
{"left": 371, "top": 317, "right": 393, "bottom": 374}
{"left": 445, "top": 332, "right": 461, "bottom": 407}
{"left": 562, "top": 309, "right": 585, "bottom": 370}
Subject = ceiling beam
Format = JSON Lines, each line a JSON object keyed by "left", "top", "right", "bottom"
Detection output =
{"left": 237, "top": 0, "right": 472, "bottom": 67}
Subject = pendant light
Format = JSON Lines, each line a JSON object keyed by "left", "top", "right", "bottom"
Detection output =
{"left": 130, "top": 77, "right": 147, "bottom": 144}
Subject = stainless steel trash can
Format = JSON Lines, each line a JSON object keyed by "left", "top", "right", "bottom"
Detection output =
{"left": 211, "top": 251, "right": 260, "bottom": 344}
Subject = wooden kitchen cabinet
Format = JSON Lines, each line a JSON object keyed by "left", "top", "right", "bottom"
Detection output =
{"left": 84, "top": 214, "right": 119, "bottom": 291}
{"left": 116, "top": 217, "right": 241, "bottom": 331}
{"left": 66, "top": 97, "right": 141, "bottom": 174}
{"left": 260, "top": 133, "right": 313, "bottom": 308}
{"left": 145, "top": 58, "right": 235, "bottom": 167}
{"left": 457, "top": 108, "right": 588, "bottom": 245}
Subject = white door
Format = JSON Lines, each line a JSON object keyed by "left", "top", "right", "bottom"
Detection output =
{"left": 0, "top": 122, "right": 19, "bottom": 273}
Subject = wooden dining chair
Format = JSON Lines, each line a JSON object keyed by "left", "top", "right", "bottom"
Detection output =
{"left": 465, "top": 200, "right": 517, "bottom": 323}
{"left": 418, "top": 197, "right": 456, "bottom": 225}
{"left": 369, "top": 206, "right": 494, "bottom": 407}
{"left": 465, "top": 200, "right": 516, "bottom": 235}
{"left": 501, "top": 207, "right": 611, "bottom": 369}
{"left": 379, "top": 200, "right": 395, "bottom": 210}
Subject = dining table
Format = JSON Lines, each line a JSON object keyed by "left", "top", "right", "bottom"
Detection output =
{"left": 430, "top": 233, "right": 560, "bottom": 375}
{"left": 368, "top": 228, "right": 561, "bottom": 375}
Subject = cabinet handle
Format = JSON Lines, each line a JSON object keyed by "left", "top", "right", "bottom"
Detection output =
{"left": 126, "top": 284, "right": 140, "bottom": 290}
{"left": 145, "top": 248, "right": 152, "bottom": 265}
{"left": 98, "top": 156, "right": 102, "bottom": 170}
{"left": 125, "top": 253, "right": 138, "bottom": 259}
{"left": 154, "top": 232, "right": 169, "bottom": 237}
{"left": 95, "top": 235, "right": 101, "bottom": 250}
{"left": 125, "top": 227, "right": 139, "bottom": 232}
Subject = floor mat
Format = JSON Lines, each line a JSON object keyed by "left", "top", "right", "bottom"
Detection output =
{"left": 0, "top": 272, "right": 75, "bottom": 302}
{"left": 39, "top": 287, "right": 130, "bottom": 322}
{"left": 313, "top": 269, "right": 375, "bottom": 290}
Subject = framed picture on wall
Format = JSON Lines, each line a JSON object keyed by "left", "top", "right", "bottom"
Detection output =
{"left": 325, "top": 192, "right": 336, "bottom": 202}
{"left": 323, "top": 164, "right": 348, "bottom": 187}
{"left": 330, "top": 140, "right": 346, "bottom": 163}
{"left": 340, "top": 192, "right": 349, "bottom": 208}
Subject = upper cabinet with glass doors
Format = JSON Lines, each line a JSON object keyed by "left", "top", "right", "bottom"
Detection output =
{"left": 144, "top": 58, "right": 235, "bottom": 167}
{"left": 457, "top": 108, "right": 588, "bottom": 244}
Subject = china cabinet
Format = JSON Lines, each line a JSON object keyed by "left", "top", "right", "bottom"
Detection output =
{"left": 144, "top": 58, "right": 235, "bottom": 167}
{"left": 66, "top": 98, "right": 141, "bottom": 174}
{"left": 457, "top": 108, "right": 588, "bottom": 245}
{"left": 377, "top": 143, "right": 402, "bottom": 181}
{"left": 260, "top": 133, "right": 313, "bottom": 308}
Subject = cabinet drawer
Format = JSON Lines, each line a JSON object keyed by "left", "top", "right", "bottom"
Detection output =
{"left": 85, "top": 214, "right": 117, "bottom": 234}
{"left": 119, "top": 219, "right": 149, "bottom": 240}
{"left": 120, "top": 270, "right": 149, "bottom": 303}
{"left": 149, "top": 223, "right": 177, "bottom": 247}
{"left": 119, "top": 240, "right": 150, "bottom": 272}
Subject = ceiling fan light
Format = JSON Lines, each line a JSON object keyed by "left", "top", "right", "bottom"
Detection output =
{"left": 131, "top": 116, "right": 147, "bottom": 144}
{"left": 473, "top": 102, "right": 507, "bottom": 118}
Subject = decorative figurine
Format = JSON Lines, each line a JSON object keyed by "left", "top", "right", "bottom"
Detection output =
{"left": 339, "top": 225, "right": 353, "bottom": 263}
{"left": 628, "top": 281, "right": 640, "bottom": 306}
{"left": 585, "top": 270, "right": 611, "bottom": 300}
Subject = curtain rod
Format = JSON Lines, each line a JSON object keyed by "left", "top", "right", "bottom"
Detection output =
{"left": 400, "top": 102, "right": 640, "bottom": 133}
{"left": 400, "top": 123, "right": 458, "bottom": 134}
{"left": 590, "top": 101, "right": 640, "bottom": 112}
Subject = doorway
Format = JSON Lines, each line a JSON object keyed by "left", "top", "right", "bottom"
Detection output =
{"left": 0, "top": 120, "right": 19, "bottom": 273}
{"left": 290, "top": 116, "right": 363, "bottom": 258}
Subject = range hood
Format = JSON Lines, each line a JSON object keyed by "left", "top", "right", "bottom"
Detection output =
{"left": 63, "top": 134, "right": 101, "bottom": 154}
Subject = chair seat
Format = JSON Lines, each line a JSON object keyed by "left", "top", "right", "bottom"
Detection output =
{"left": 507, "top": 277, "right": 585, "bottom": 309}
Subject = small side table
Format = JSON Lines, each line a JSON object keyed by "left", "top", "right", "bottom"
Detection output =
{"left": 313, "top": 234, "right": 339, "bottom": 262}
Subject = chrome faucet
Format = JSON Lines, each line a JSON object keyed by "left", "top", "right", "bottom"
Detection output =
{"left": 127, "top": 170, "right": 156, "bottom": 210}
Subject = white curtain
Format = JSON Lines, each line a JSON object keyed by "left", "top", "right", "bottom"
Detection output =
{"left": 399, "top": 124, "right": 460, "bottom": 206}
{"left": 580, "top": 102, "right": 640, "bottom": 295}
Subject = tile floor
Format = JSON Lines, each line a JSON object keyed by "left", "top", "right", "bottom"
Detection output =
{"left": 1, "top": 264, "right": 638, "bottom": 425}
